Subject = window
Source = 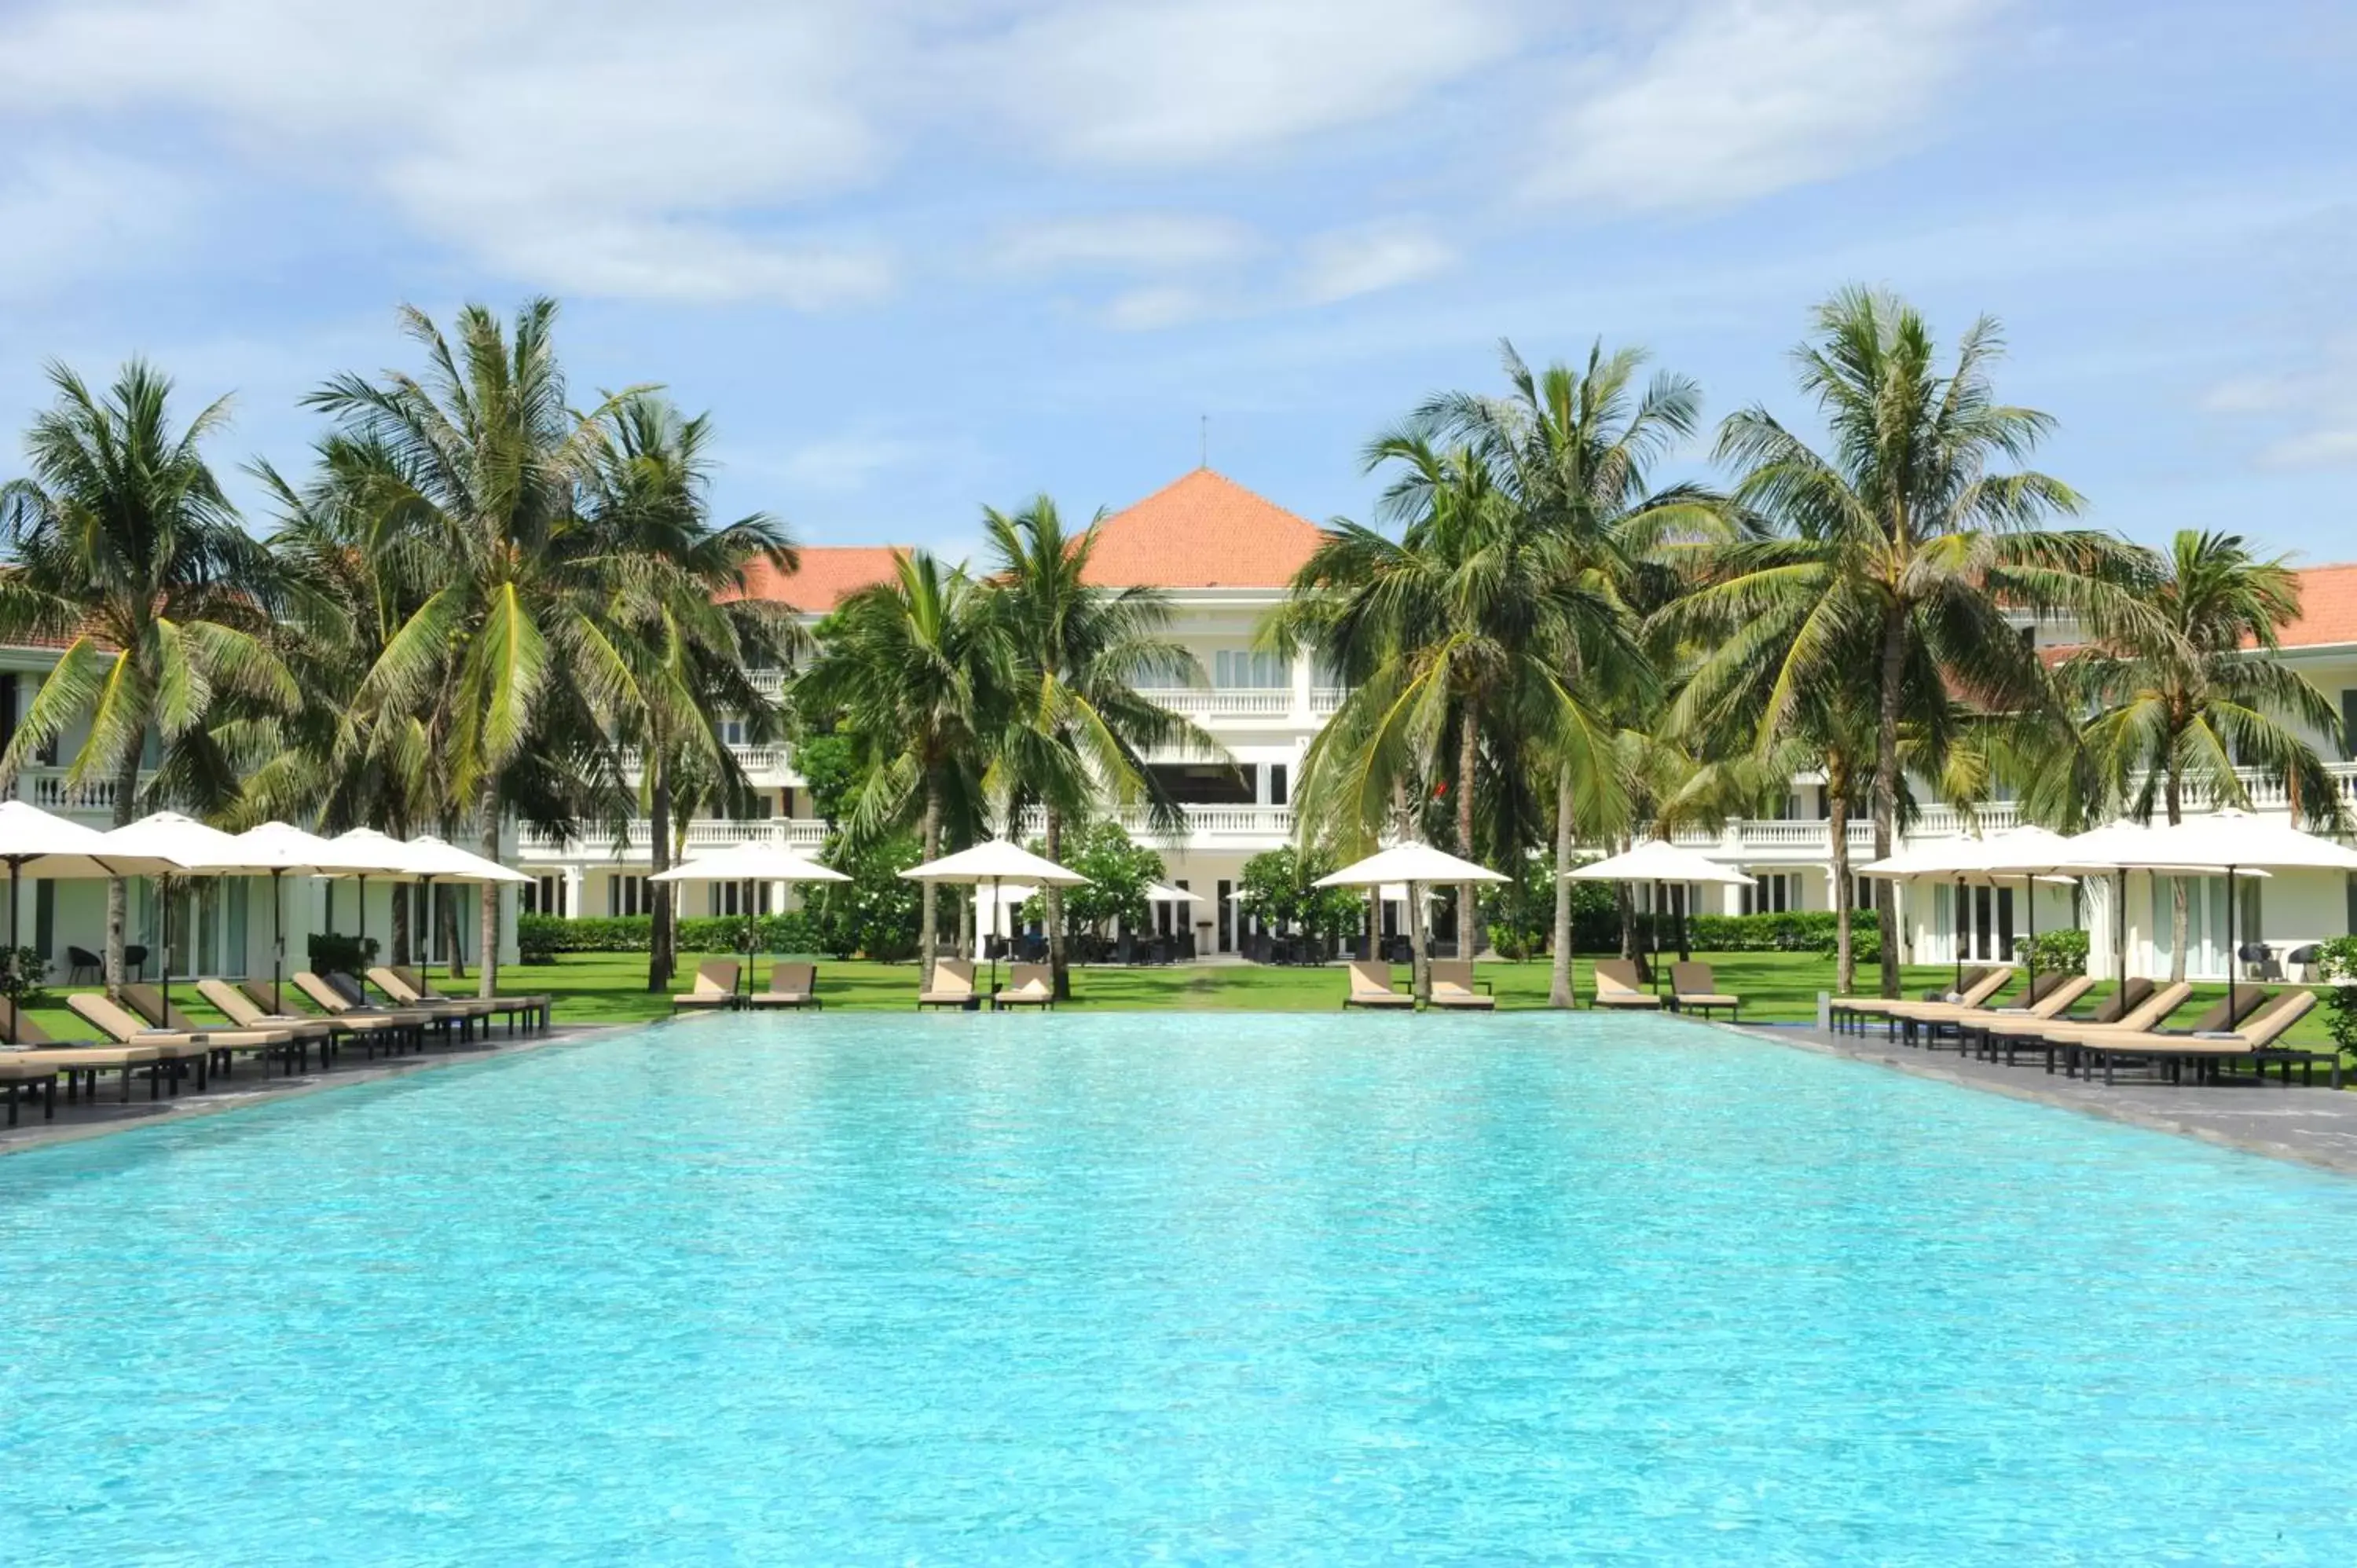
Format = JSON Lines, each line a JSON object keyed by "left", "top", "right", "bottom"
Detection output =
{"left": 1212, "top": 650, "right": 1291, "bottom": 689}
{"left": 1268, "top": 764, "right": 1289, "bottom": 806}
{"left": 610, "top": 874, "right": 651, "bottom": 918}
{"left": 2343, "top": 690, "right": 2356, "bottom": 762}
{"left": 526, "top": 874, "right": 564, "bottom": 917}
{"left": 1216, "top": 879, "right": 1233, "bottom": 952}
{"left": 718, "top": 716, "right": 747, "bottom": 746}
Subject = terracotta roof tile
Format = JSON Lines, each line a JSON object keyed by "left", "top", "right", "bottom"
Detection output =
{"left": 732, "top": 546, "right": 908, "bottom": 614}
{"left": 2276, "top": 562, "right": 2357, "bottom": 649}
{"left": 1080, "top": 469, "right": 1326, "bottom": 589}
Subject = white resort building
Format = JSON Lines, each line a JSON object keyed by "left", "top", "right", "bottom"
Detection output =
{"left": 4, "top": 470, "right": 2355, "bottom": 983}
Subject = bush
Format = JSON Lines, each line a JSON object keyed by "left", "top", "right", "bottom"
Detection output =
{"left": 1684, "top": 910, "right": 1875, "bottom": 953}
{"left": 0, "top": 944, "right": 47, "bottom": 1009}
{"left": 1233, "top": 846, "right": 1366, "bottom": 940}
{"left": 1813, "top": 923, "right": 1882, "bottom": 965}
{"left": 1479, "top": 850, "right": 1556, "bottom": 961}
{"left": 307, "top": 932, "right": 379, "bottom": 975}
{"left": 2315, "top": 936, "right": 2357, "bottom": 1054}
{"left": 2021, "top": 928, "right": 2091, "bottom": 976}
{"left": 515, "top": 912, "right": 823, "bottom": 962}
{"left": 801, "top": 832, "right": 924, "bottom": 961}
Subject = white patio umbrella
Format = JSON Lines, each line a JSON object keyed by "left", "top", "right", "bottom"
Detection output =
{"left": 1143, "top": 881, "right": 1201, "bottom": 904}
{"left": 0, "top": 801, "right": 178, "bottom": 1043}
{"left": 2042, "top": 817, "right": 2293, "bottom": 1009}
{"left": 399, "top": 834, "right": 533, "bottom": 987}
{"left": 901, "top": 840, "right": 1088, "bottom": 998}
{"left": 232, "top": 822, "right": 412, "bottom": 1013}
{"left": 1318, "top": 844, "right": 1505, "bottom": 984}
{"left": 1565, "top": 840, "right": 1751, "bottom": 998}
{"left": 97, "top": 811, "right": 288, "bottom": 1026}
{"left": 1859, "top": 829, "right": 2080, "bottom": 989}
{"left": 324, "top": 829, "right": 427, "bottom": 977}
{"left": 2058, "top": 811, "right": 2357, "bottom": 1028}
{"left": 652, "top": 844, "right": 848, "bottom": 1004}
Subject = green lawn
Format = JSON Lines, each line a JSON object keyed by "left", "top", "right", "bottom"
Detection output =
{"left": 14, "top": 949, "right": 2344, "bottom": 1053}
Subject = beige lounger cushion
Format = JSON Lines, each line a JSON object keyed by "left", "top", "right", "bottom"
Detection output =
{"left": 1591, "top": 959, "right": 1662, "bottom": 1008}
{"left": 672, "top": 960, "right": 740, "bottom": 1006}
{"left": 995, "top": 964, "right": 1055, "bottom": 1006}
{"left": 918, "top": 958, "right": 977, "bottom": 1004}
{"left": 749, "top": 962, "right": 817, "bottom": 1006}
{"left": 1427, "top": 959, "right": 1494, "bottom": 1009}
{"left": 2079, "top": 989, "right": 2318, "bottom": 1058}
{"left": 1345, "top": 958, "right": 1414, "bottom": 1007}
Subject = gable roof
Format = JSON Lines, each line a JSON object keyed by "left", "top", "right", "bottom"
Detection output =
{"left": 1080, "top": 468, "right": 1326, "bottom": 589}
{"left": 735, "top": 546, "right": 907, "bottom": 614}
{"left": 2278, "top": 562, "right": 2357, "bottom": 649}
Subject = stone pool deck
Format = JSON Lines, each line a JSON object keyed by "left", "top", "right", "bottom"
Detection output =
{"left": 1745, "top": 1021, "right": 2357, "bottom": 1176}
{"left": 0, "top": 1024, "right": 618, "bottom": 1156}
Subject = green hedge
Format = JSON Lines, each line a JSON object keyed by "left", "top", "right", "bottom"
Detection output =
{"left": 517, "top": 912, "right": 819, "bottom": 961}
{"left": 1582, "top": 909, "right": 1875, "bottom": 953}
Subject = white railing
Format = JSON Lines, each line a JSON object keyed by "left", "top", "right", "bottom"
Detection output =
{"left": 1134, "top": 687, "right": 1298, "bottom": 720}
{"left": 1016, "top": 803, "right": 1295, "bottom": 844}
{"left": 517, "top": 817, "right": 827, "bottom": 860}
{"left": 19, "top": 768, "right": 120, "bottom": 813}
{"left": 1310, "top": 687, "right": 1347, "bottom": 716}
{"left": 614, "top": 742, "right": 789, "bottom": 778}
{"left": 746, "top": 669, "right": 787, "bottom": 701}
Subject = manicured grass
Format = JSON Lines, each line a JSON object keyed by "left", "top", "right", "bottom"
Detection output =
{"left": 13, "top": 949, "right": 2344, "bottom": 1053}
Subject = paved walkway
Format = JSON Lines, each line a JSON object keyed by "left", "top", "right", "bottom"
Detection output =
{"left": 1743, "top": 1020, "right": 2357, "bottom": 1176}
{"left": 0, "top": 1024, "right": 616, "bottom": 1157}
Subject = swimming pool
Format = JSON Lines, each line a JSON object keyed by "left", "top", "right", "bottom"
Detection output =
{"left": 4, "top": 1010, "right": 2355, "bottom": 1563}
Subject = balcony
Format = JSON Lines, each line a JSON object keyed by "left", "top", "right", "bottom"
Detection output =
{"left": 614, "top": 742, "right": 790, "bottom": 779}
{"left": 518, "top": 816, "right": 827, "bottom": 862}
{"left": 1134, "top": 687, "right": 1299, "bottom": 720}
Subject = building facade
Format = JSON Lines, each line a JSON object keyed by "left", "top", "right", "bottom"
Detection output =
{"left": 8, "top": 471, "right": 2352, "bottom": 984}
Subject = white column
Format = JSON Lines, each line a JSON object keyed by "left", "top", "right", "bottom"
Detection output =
{"left": 1292, "top": 645, "right": 1314, "bottom": 722}
{"left": 563, "top": 866, "right": 584, "bottom": 920}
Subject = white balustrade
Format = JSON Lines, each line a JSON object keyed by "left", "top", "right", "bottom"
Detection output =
{"left": 1133, "top": 687, "right": 1297, "bottom": 719}
{"left": 19, "top": 769, "right": 118, "bottom": 813}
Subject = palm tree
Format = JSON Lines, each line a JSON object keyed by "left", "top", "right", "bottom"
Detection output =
{"left": 591, "top": 393, "right": 800, "bottom": 991}
{"left": 1412, "top": 341, "right": 1723, "bottom": 1004}
{"left": 984, "top": 496, "right": 1215, "bottom": 999}
{"left": 1272, "top": 434, "right": 1647, "bottom": 998}
{"left": 0, "top": 360, "right": 297, "bottom": 991}
{"left": 2058, "top": 529, "right": 2346, "bottom": 979}
{"left": 797, "top": 551, "right": 1006, "bottom": 980}
{"left": 304, "top": 299, "right": 640, "bottom": 996}
{"left": 1684, "top": 287, "right": 2148, "bottom": 996}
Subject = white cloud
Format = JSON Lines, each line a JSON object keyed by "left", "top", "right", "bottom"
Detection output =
{"left": 0, "top": 149, "right": 196, "bottom": 302}
{"left": 0, "top": 1, "right": 899, "bottom": 306}
{"left": 772, "top": 433, "right": 933, "bottom": 493}
{"left": 1523, "top": 0, "right": 1993, "bottom": 210}
{"left": 981, "top": 0, "right": 1519, "bottom": 166}
{"left": 993, "top": 214, "right": 1258, "bottom": 275}
{"left": 1102, "top": 284, "right": 1220, "bottom": 332}
{"left": 1296, "top": 222, "right": 1456, "bottom": 304}
{"left": 2203, "top": 336, "right": 2357, "bottom": 471}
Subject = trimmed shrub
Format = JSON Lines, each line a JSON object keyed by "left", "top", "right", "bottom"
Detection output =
{"left": 2315, "top": 935, "right": 2357, "bottom": 1054}
{"left": 515, "top": 912, "right": 822, "bottom": 962}
{"left": 2022, "top": 927, "right": 2091, "bottom": 976}
{"left": 307, "top": 932, "right": 379, "bottom": 974}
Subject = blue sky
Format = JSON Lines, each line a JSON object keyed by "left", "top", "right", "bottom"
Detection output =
{"left": 1, "top": 0, "right": 2352, "bottom": 564}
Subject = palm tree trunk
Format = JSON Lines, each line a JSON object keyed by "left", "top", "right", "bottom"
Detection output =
{"left": 2165, "top": 765, "right": 2187, "bottom": 983}
{"left": 1549, "top": 763, "right": 1575, "bottom": 1008}
{"left": 1457, "top": 718, "right": 1478, "bottom": 962}
{"left": 104, "top": 742, "right": 141, "bottom": 999}
{"left": 1045, "top": 808, "right": 1069, "bottom": 1000}
{"left": 918, "top": 783, "right": 943, "bottom": 980}
{"left": 1872, "top": 603, "right": 1908, "bottom": 998}
{"left": 647, "top": 749, "right": 674, "bottom": 993}
{"left": 1829, "top": 758, "right": 1855, "bottom": 996}
{"left": 956, "top": 878, "right": 973, "bottom": 959}
{"left": 1407, "top": 879, "right": 1429, "bottom": 1002}
{"left": 477, "top": 781, "right": 500, "bottom": 998}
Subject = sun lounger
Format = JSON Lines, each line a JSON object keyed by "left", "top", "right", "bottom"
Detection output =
{"left": 1832, "top": 967, "right": 1998, "bottom": 1035}
{"left": 239, "top": 978, "right": 418, "bottom": 1056}
{"left": 918, "top": 958, "right": 978, "bottom": 1009}
{"left": 1968, "top": 976, "right": 2156, "bottom": 1060}
{"left": 1669, "top": 962, "right": 1738, "bottom": 1022}
{"left": 748, "top": 962, "right": 819, "bottom": 1009}
{"left": 2076, "top": 989, "right": 2328, "bottom": 1086}
{"left": 673, "top": 959, "right": 741, "bottom": 1010}
{"left": 2, "top": 1043, "right": 164, "bottom": 1105}
{"left": 197, "top": 979, "right": 376, "bottom": 1070}
{"left": 1947, "top": 974, "right": 2095, "bottom": 1056}
{"left": 356, "top": 968, "right": 488, "bottom": 1040}
{"left": 1893, "top": 972, "right": 2072, "bottom": 1047}
{"left": 290, "top": 973, "right": 445, "bottom": 1051}
{"left": 64, "top": 993, "right": 257, "bottom": 1093}
{"left": 0, "top": 1051, "right": 60, "bottom": 1125}
{"left": 994, "top": 962, "right": 1056, "bottom": 1009}
{"left": 1343, "top": 958, "right": 1415, "bottom": 1009}
{"left": 121, "top": 982, "right": 318, "bottom": 1078}
{"left": 0, "top": 1000, "right": 56, "bottom": 1046}
{"left": 1426, "top": 959, "right": 1494, "bottom": 1010}
{"left": 390, "top": 965, "right": 552, "bottom": 1032}
{"left": 1590, "top": 958, "right": 1662, "bottom": 1010}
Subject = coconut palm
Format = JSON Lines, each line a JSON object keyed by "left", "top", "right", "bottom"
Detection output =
{"left": 590, "top": 393, "right": 801, "bottom": 991}
{"left": 2057, "top": 529, "right": 2346, "bottom": 979}
{"left": 1411, "top": 341, "right": 1724, "bottom": 1004}
{"left": 303, "top": 298, "right": 641, "bottom": 996}
{"left": 1677, "top": 287, "right": 2150, "bottom": 996}
{"left": 0, "top": 360, "right": 298, "bottom": 991}
{"left": 796, "top": 551, "right": 1007, "bottom": 982}
{"left": 983, "top": 496, "right": 1215, "bottom": 999}
{"left": 1272, "top": 432, "right": 1648, "bottom": 998}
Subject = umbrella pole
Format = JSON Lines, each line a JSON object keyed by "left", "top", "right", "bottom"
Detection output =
{"left": 743, "top": 877, "right": 754, "bottom": 1007}
{"left": 273, "top": 867, "right": 285, "bottom": 1014}
{"left": 1954, "top": 875, "right": 1966, "bottom": 990}
{"left": 357, "top": 873, "right": 368, "bottom": 977}
{"left": 160, "top": 874, "right": 173, "bottom": 1025}
{"left": 2225, "top": 866, "right": 2238, "bottom": 1030}
{"left": 991, "top": 876, "right": 1002, "bottom": 1004}
{"left": 5, "top": 857, "right": 18, "bottom": 1046}
{"left": 1650, "top": 880, "right": 1661, "bottom": 997}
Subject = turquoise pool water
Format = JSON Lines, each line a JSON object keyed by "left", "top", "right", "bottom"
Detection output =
{"left": 4, "top": 1012, "right": 2356, "bottom": 1563}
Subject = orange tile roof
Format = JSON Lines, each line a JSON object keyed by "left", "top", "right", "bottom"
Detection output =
{"left": 2278, "top": 562, "right": 2357, "bottom": 649}
{"left": 733, "top": 546, "right": 908, "bottom": 613}
{"left": 1080, "top": 468, "right": 1327, "bottom": 589}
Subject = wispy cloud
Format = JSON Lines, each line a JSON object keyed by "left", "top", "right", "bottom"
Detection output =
{"left": 0, "top": 148, "right": 197, "bottom": 302}
{"left": 993, "top": 213, "right": 1259, "bottom": 276}
{"left": 1523, "top": 0, "right": 1995, "bottom": 210}
{"left": 2204, "top": 335, "right": 2357, "bottom": 470}
{"left": 1296, "top": 222, "right": 1456, "bottom": 304}
{"left": 978, "top": 0, "right": 1519, "bottom": 167}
